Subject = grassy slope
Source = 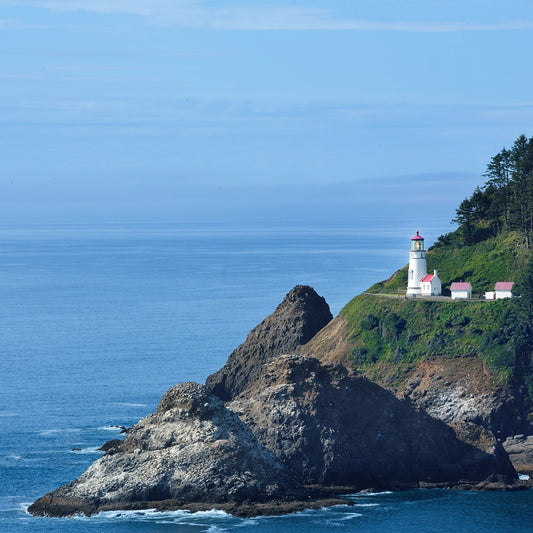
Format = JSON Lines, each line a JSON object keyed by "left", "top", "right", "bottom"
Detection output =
{"left": 367, "top": 231, "right": 528, "bottom": 295}
{"left": 332, "top": 230, "right": 531, "bottom": 396}
{"left": 341, "top": 296, "right": 513, "bottom": 385}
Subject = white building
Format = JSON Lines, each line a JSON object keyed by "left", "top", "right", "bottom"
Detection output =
{"left": 406, "top": 231, "right": 427, "bottom": 296}
{"left": 406, "top": 231, "right": 442, "bottom": 297}
{"left": 494, "top": 281, "right": 514, "bottom": 299}
{"left": 450, "top": 281, "right": 472, "bottom": 300}
{"left": 421, "top": 270, "right": 442, "bottom": 296}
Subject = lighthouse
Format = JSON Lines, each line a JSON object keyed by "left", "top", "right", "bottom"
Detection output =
{"left": 406, "top": 231, "right": 427, "bottom": 296}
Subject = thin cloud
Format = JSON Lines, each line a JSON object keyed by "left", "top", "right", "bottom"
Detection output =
{"left": 1, "top": 0, "right": 533, "bottom": 32}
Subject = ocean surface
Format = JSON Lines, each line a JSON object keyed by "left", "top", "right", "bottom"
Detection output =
{"left": 1, "top": 221, "right": 531, "bottom": 532}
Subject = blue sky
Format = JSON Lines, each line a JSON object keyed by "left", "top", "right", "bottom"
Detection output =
{"left": 1, "top": 1, "right": 533, "bottom": 224}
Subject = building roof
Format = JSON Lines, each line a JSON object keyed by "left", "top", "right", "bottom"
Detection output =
{"left": 495, "top": 281, "right": 514, "bottom": 291}
{"left": 411, "top": 231, "right": 424, "bottom": 241}
{"left": 450, "top": 282, "right": 472, "bottom": 291}
{"left": 421, "top": 274, "right": 434, "bottom": 282}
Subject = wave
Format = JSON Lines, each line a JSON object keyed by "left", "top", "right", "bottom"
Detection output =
{"left": 338, "top": 512, "right": 364, "bottom": 521}
{"left": 70, "top": 446, "right": 103, "bottom": 455}
{"left": 97, "top": 426, "right": 125, "bottom": 432}
{"left": 351, "top": 490, "right": 393, "bottom": 497}
{"left": 109, "top": 403, "right": 148, "bottom": 408}
{"left": 354, "top": 502, "right": 380, "bottom": 507}
{"left": 39, "top": 428, "right": 82, "bottom": 436}
{"left": 70, "top": 507, "right": 236, "bottom": 529}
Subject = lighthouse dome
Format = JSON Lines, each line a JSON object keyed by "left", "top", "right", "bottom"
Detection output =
{"left": 411, "top": 231, "right": 424, "bottom": 241}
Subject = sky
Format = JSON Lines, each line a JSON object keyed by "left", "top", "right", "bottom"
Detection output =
{"left": 1, "top": 0, "right": 533, "bottom": 224}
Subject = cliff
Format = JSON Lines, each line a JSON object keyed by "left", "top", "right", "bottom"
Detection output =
{"left": 228, "top": 354, "right": 513, "bottom": 488}
{"left": 206, "top": 285, "right": 332, "bottom": 401}
{"left": 30, "top": 285, "right": 520, "bottom": 518}
{"left": 29, "top": 382, "right": 314, "bottom": 517}
{"left": 28, "top": 138, "right": 533, "bottom": 517}
{"left": 301, "top": 231, "right": 533, "bottom": 473}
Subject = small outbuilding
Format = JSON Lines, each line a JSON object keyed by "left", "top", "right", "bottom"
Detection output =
{"left": 494, "top": 281, "right": 514, "bottom": 299}
{"left": 450, "top": 281, "right": 472, "bottom": 300}
{"left": 420, "top": 270, "right": 442, "bottom": 296}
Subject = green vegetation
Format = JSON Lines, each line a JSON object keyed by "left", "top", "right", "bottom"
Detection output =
{"left": 339, "top": 135, "right": 533, "bottom": 415}
{"left": 440, "top": 134, "right": 533, "bottom": 249}
{"left": 342, "top": 296, "right": 515, "bottom": 381}
{"left": 370, "top": 230, "right": 529, "bottom": 296}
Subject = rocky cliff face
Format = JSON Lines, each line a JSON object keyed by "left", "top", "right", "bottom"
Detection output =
{"left": 228, "top": 354, "right": 514, "bottom": 489}
{"left": 29, "top": 286, "right": 522, "bottom": 519}
{"left": 301, "top": 313, "right": 532, "bottom": 473}
{"left": 206, "top": 285, "right": 332, "bottom": 401}
{"left": 29, "top": 382, "right": 304, "bottom": 517}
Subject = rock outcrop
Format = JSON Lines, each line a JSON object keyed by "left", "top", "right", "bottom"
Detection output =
{"left": 503, "top": 435, "right": 533, "bottom": 474}
{"left": 229, "top": 354, "right": 515, "bottom": 489}
{"left": 29, "top": 383, "right": 305, "bottom": 517}
{"left": 302, "top": 314, "right": 533, "bottom": 473}
{"left": 29, "top": 286, "right": 522, "bottom": 519}
{"left": 206, "top": 285, "right": 332, "bottom": 401}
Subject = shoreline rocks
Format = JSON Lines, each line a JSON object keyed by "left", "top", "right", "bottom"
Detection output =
{"left": 228, "top": 354, "right": 516, "bottom": 489}
{"left": 28, "top": 286, "right": 525, "bottom": 519}
{"left": 29, "top": 383, "right": 304, "bottom": 518}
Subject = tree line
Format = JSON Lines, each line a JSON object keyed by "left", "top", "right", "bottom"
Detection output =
{"left": 451, "top": 134, "right": 533, "bottom": 248}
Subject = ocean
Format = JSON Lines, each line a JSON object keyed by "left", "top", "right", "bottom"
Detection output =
{"left": 1, "top": 221, "right": 531, "bottom": 532}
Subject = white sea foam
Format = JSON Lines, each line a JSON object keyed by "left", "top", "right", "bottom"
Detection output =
{"left": 206, "top": 526, "right": 229, "bottom": 533}
{"left": 70, "top": 446, "right": 102, "bottom": 455}
{"left": 40, "top": 428, "right": 81, "bottom": 436}
{"left": 78, "top": 507, "right": 233, "bottom": 523}
{"left": 353, "top": 490, "right": 393, "bottom": 497}
{"left": 110, "top": 402, "right": 148, "bottom": 408}
{"left": 21, "top": 502, "right": 35, "bottom": 515}
{"left": 338, "top": 512, "right": 363, "bottom": 521}
{"left": 518, "top": 473, "right": 530, "bottom": 480}
{"left": 354, "top": 502, "right": 380, "bottom": 507}
{"left": 97, "top": 426, "right": 124, "bottom": 432}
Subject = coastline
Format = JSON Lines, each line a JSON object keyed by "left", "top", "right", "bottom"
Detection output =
{"left": 28, "top": 479, "right": 530, "bottom": 519}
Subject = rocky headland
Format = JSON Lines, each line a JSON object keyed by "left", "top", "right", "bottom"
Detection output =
{"left": 206, "top": 284, "right": 333, "bottom": 401}
{"left": 29, "top": 285, "right": 522, "bottom": 519}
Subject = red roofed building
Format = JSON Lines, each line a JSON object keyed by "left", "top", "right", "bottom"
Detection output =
{"left": 450, "top": 281, "right": 472, "bottom": 300}
{"left": 420, "top": 270, "right": 442, "bottom": 296}
{"left": 494, "top": 281, "right": 514, "bottom": 299}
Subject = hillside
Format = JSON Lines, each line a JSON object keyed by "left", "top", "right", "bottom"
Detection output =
{"left": 369, "top": 230, "right": 529, "bottom": 296}
{"left": 302, "top": 136, "right": 533, "bottom": 469}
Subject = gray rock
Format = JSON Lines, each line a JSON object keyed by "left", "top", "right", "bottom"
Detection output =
{"left": 28, "top": 287, "right": 521, "bottom": 519}
{"left": 28, "top": 383, "right": 301, "bottom": 517}
{"left": 228, "top": 355, "right": 516, "bottom": 488}
{"left": 206, "top": 285, "right": 332, "bottom": 401}
{"left": 503, "top": 435, "right": 533, "bottom": 472}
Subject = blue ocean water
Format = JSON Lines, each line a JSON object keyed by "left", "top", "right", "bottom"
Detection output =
{"left": 1, "top": 221, "right": 531, "bottom": 532}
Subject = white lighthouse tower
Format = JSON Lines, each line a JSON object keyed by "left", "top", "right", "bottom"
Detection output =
{"left": 406, "top": 231, "right": 427, "bottom": 296}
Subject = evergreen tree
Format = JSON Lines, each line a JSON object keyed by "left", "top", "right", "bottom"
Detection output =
{"left": 453, "top": 134, "right": 533, "bottom": 248}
